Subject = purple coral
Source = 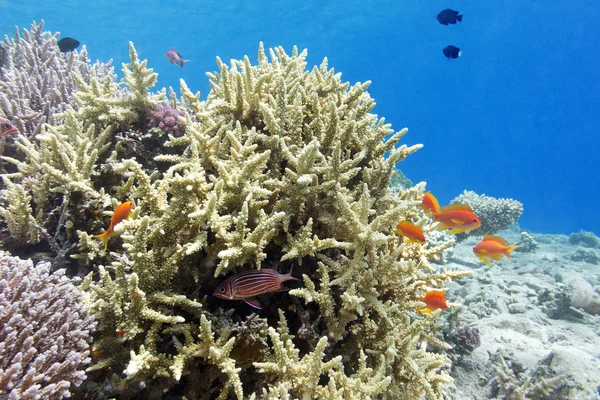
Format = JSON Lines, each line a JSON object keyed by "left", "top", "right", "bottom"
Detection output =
{"left": 454, "top": 327, "right": 481, "bottom": 355}
{"left": 148, "top": 105, "right": 186, "bottom": 135}
{"left": 0, "top": 251, "right": 96, "bottom": 399}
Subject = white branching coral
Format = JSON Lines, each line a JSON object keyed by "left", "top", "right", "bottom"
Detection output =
{"left": 0, "top": 20, "right": 114, "bottom": 136}
{"left": 0, "top": 251, "right": 95, "bottom": 399}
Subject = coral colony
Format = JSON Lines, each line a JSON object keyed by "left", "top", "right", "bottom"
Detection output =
{"left": 3, "top": 20, "right": 579, "bottom": 399}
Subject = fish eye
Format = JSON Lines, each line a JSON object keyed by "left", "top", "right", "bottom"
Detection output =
{"left": 219, "top": 287, "right": 225, "bottom": 293}
{"left": 473, "top": 219, "right": 478, "bottom": 223}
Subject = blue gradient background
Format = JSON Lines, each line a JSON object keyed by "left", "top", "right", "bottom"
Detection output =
{"left": 1, "top": 0, "right": 598, "bottom": 234}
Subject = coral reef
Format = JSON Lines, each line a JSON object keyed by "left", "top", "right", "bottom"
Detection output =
{"left": 450, "top": 190, "right": 523, "bottom": 237}
{"left": 425, "top": 230, "right": 456, "bottom": 264}
{"left": 514, "top": 231, "right": 539, "bottom": 253}
{"left": 0, "top": 35, "right": 470, "bottom": 399}
{"left": 148, "top": 104, "right": 186, "bottom": 136}
{"left": 0, "top": 20, "right": 114, "bottom": 138}
{"left": 491, "top": 351, "right": 571, "bottom": 400}
{"left": 538, "top": 275, "right": 600, "bottom": 318}
{"left": 569, "top": 246, "right": 600, "bottom": 265}
{"left": 388, "top": 168, "right": 413, "bottom": 194}
{"left": 568, "top": 231, "right": 600, "bottom": 248}
{"left": 0, "top": 251, "right": 95, "bottom": 399}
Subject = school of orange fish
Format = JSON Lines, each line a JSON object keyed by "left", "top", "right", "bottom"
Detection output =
{"left": 397, "top": 192, "right": 521, "bottom": 313}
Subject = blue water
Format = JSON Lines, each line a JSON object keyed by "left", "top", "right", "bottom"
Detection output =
{"left": 1, "top": 0, "right": 598, "bottom": 235}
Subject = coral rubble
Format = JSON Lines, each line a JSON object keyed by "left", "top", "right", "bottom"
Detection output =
{"left": 0, "top": 27, "right": 470, "bottom": 399}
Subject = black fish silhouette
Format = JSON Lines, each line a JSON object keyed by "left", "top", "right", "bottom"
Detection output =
{"left": 437, "top": 9, "right": 463, "bottom": 25}
{"left": 57, "top": 37, "right": 80, "bottom": 53}
{"left": 443, "top": 45, "right": 461, "bottom": 59}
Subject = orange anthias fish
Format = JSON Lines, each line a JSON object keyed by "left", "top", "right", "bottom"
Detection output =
{"left": 213, "top": 268, "right": 299, "bottom": 309}
{"left": 431, "top": 204, "right": 481, "bottom": 234}
{"left": 418, "top": 289, "right": 448, "bottom": 314}
{"left": 421, "top": 192, "right": 441, "bottom": 216}
{"left": 0, "top": 118, "right": 18, "bottom": 137}
{"left": 93, "top": 201, "right": 133, "bottom": 250}
{"left": 396, "top": 221, "right": 426, "bottom": 244}
{"left": 473, "top": 235, "right": 521, "bottom": 267}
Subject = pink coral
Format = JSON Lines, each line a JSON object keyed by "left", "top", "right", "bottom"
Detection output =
{"left": 148, "top": 105, "right": 186, "bottom": 135}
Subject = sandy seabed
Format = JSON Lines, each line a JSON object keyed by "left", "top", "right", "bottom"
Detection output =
{"left": 442, "top": 230, "right": 600, "bottom": 399}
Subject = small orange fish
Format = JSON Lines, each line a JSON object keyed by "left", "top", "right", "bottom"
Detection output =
{"left": 473, "top": 235, "right": 520, "bottom": 266}
{"left": 418, "top": 289, "right": 447, "bottom": 313}
{"left": 0, "top": 118, "right": 18, "bottom": 137}
{"left": 431, "top": 204, "right": 481, "bottom": 234}
{"left": 396, "top": 221, "right": 426, "bottom": 244}
{"left": 93, "top": 201, "right": 133, "bottom": 250}
{"left": 421, "top": 192, "right": 441, "bottom": 216}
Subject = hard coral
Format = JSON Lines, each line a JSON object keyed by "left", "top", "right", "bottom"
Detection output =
{"left": 2, "top": 40, "right": 470, "bottom": 399}
{"left": 0, "top": 251, "right": 96, "bottom": 399}
{"left": 148, "top": 104, "right": 186, "bottom": 135}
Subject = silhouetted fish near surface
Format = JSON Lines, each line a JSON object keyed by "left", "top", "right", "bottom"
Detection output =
{"left": 443, "top": 45, "right": 461, "bottom": 59}
{"left": 57, "top": 37, "right": 80, "bottom": 52}
{"left": 437, "top": 9, "right": 463, "bottom": 25}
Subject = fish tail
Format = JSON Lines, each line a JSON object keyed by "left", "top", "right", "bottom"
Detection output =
{"left": 456, "top": 14, "right": 463, "bottom": 22}
{"left": 93, "top": 230, "right": 111, "bottom": 251}
{"left": 505, "top": 246, "right": 521, "bottom": 259}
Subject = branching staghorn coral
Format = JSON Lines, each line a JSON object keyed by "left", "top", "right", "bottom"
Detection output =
{"left": 0, "top": 20, "right": 114, "bottom": 137}
{"left": 2, "top": 39, "right": 471, "bottom": 398}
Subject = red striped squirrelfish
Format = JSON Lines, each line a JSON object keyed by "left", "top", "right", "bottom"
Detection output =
{"left": 0, "top": 118, "right": 18, "bottom": 137}
{"left": 421, "top": 192, "right": 441, "bottom": 216}
{"left": 418, "top": 289, "right": 448, "bottom": 314}
{"left": 213, "top": 268, "right": 299, "bottom": 309}
{"left": 473, "top": 235, "right": 520, "bottom": 266}
{"left": 93, "top": 201, "right": 133, "bottom": 250}
{"left": 431, "top": 203, "right": 481, "bottom": 234}
{"left": 396, "top": 221, "right": 426, "bottom": 244}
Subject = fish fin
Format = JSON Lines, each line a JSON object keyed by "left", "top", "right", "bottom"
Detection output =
{"left": 244, "top": 297, "right": 262, "bottom": 309}
{"left": 434, "top": 223, "right": 449, "bottom": 231}
{"left": 447, "top": 228, "right": 464, "bottom": 235}
{"left": 92, "top": 231, "right": 111, "bottom": 251}
{"left": 484, "top": 235, "right": 508, "bottom": 245}
{"left": 491, "top": 254, "right": 503, "bottom": 261}
{"left": 480, "top": 257, "right": 493, "bottom": 267}
{"left": 440, "top": 203, "right": 473, "bottom": 213}
{"left": 505, "top": 246, "right": 521, "bottom": 259}
{"left": 275, "top": 285, "right": 292, "bottom": 293}
{"left": 417, "top": 307, "right": 432, "bottom": 314}
{"left": 128, "top": 212, "right": 134, "bottom": 219}
{"left": 283, "top": 265, "right": 300, "bottom": 281}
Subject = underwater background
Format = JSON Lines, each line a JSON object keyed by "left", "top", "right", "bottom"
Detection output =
{"left": 2, "top": 1, "right": 600, "bottom": 400}
{"left": 2, "top": 0, "right": 597, "bottom": 235}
